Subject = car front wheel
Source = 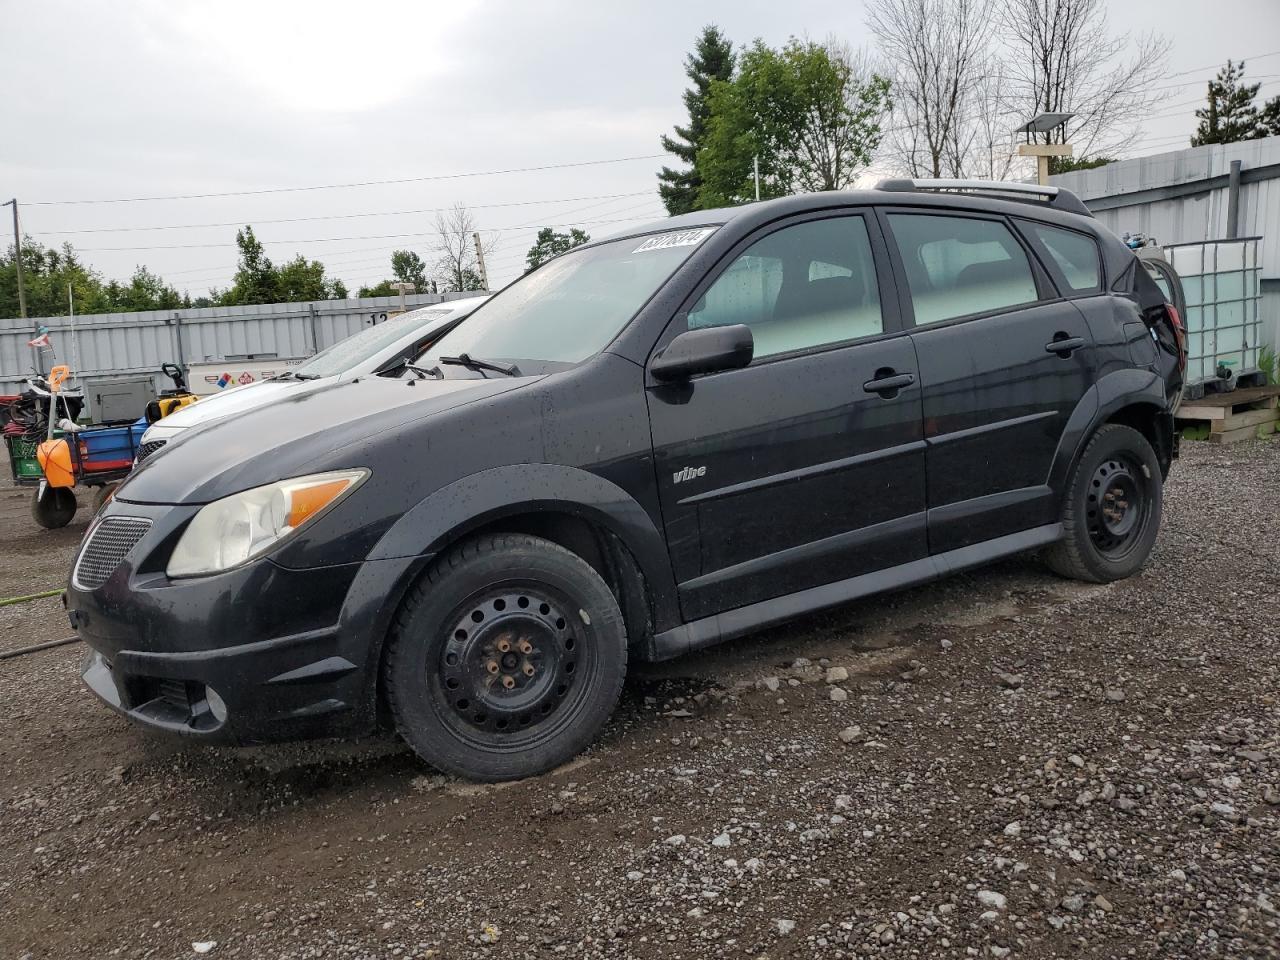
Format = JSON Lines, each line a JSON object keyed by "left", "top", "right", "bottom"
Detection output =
{"left": 383, "top": 533, "right": 627, "bottom": 782}
{"left": 1044, "top": 424, "right": 1163, "bottom": 583}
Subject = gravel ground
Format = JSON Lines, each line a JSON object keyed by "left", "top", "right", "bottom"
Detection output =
{"left": 1, "top": 439, "right": 1278, "bottom": 960}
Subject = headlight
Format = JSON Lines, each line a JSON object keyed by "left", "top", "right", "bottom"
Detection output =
{"left": 166, "top": 469, "right": 368, "bottom": 577}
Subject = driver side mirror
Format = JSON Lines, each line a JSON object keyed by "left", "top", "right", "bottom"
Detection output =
{"left": 650, "top": 323, "right": 754, "bottom": 382}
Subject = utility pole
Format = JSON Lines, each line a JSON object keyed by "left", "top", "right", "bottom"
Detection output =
{"left": 5, "top": 199, "right": 38, "bottom": 373}
{"left": 390, "top": 281, "right": 415, "bottom": 314}
{"left": 472, "top": 232, "right": 490, "bottom": 291}
{"left": 753, "top": 155, "right": 761, "bottom": 201}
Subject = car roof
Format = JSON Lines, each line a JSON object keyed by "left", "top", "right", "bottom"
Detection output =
{"left": 601, "top": 187, "right": 1102, "bottom": 245}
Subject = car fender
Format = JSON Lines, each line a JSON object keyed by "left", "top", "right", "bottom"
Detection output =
{"left": 1048, "top": 368, "right": 1167, "bottom": 494}
{"left": 366, "top": 462, "right": 681, "bottom": 628}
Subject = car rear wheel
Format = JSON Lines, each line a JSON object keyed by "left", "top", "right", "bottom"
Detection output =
{"left": 383, "top": 533, "right": 627, "bottom": 782}
{"left": 1044, "top": 424, "right": 1163, "bottom": 583}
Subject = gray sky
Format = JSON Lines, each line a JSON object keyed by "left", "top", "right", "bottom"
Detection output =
{"left": 3, "top": 0, "right": 1279, "bottom": 295}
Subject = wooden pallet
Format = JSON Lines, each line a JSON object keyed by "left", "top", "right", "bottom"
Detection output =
{"left": 1177, "top": 384, "right": 1280, "bottom": 443}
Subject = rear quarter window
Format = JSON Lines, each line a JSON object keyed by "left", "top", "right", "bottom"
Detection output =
{"left": 1020, "top": 221, "right": 1102, "bottom": 294}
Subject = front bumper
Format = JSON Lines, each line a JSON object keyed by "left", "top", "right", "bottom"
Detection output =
{"left": 67, "top": 499, "right": 426, "bottom": 745}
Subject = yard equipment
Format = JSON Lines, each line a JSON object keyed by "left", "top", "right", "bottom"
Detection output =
{"left": 4, "top": 368, "right": 143, "bottom": 529}
{"left": 144, "top": 362, "right": 199, "bottom": 423}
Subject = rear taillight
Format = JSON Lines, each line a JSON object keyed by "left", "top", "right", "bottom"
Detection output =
{"left": 1165, "top": 304, "right": 1186, "bottom": 372}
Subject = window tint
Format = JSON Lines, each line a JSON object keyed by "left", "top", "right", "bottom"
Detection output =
{"left": 687, "top": 217, "right": 883, "bottom": 358}
{"left": 888, "top": 214, "right": 1039, "bottom": 325}
{"left": 1024, "top": 222, "right": 1101, "bottom": 293}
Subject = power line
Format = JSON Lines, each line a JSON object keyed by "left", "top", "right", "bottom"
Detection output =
{"left": 31, "top": 191, "right": 655, "bottom": 235}
{"left": 1151, "top": 71, "right": 1280, "bottom": 94}
{"left": 27, "top": 154, "right": 666, "bottom": 206}
{"left": 1161, "top": 49, "right": 1280, "bottom": 80}
{"left": 1146, "top": 78, "right": 1280, "bottom": 120}
{"left": 74, "top": 204, "right": 667, "bottom": 252}
{"left": 156, "top": 209, "right": 668, "bottom": 289}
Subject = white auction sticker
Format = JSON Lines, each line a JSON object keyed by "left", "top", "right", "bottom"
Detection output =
{"left": 632, "top": 228, "right": 716, "bottom": 254}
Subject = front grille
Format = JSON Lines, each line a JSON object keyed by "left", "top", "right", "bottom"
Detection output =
{"left": 136, "top": 439, "right": 167, "bottom": 462}
{"left": 73, "top": 516, "right": 152, "bottom": 590}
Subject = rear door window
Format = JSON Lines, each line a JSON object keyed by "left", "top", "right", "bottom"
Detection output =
{"left": 687, "top": 216, "right": 884, "bottom": 359}
{"left": 1021, "top": 221, "right": 1102, "bottom": 294}
{"left": 887, "top": 214, "right": 1040, "bottom": 326}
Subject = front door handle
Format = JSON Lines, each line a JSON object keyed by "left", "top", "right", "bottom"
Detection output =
{"left": 863, "top": 370, "right": 915, "bottom": 398}
{"left": 1045, "top": 334, "right": 1086, "bottom": 357}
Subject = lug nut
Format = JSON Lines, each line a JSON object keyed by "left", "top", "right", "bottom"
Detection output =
{"left": 518, "top": 638, "right": 534, "bottom": 655}
{"left": 486, "top": 660, "right": 499, "bottom": 674}
{"left": 502, "top": 675, "right": 516, "bottom": 690}
{"left": 522, "top": 662, "right": 536, "bottom": 677}
{"left": 497, "top": 638, "right": 512, "bottom": 653}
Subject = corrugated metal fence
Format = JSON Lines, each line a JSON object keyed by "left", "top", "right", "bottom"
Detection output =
{"left": 0, "top": 292, "right": 476, "bottom": 397}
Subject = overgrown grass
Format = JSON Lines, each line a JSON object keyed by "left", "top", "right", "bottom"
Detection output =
{"left": 1261, "top": 345, "right": 1278, "bottom": 386}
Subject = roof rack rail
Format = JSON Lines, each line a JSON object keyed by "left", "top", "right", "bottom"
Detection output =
{"left": 874, "top": 178, "right": 1093, "bottom": 218}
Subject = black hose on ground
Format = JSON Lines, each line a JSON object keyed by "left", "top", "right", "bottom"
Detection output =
{"left": 0, "top": 636, "right": 80, "bottom": 661}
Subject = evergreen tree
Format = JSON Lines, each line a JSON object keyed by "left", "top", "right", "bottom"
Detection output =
{"left": 524, "top": 227, "right": 590, "bottom": 272}
{"left": 657, "top": 26, "right": 736, "bottom": 215}
{"left": 1192, "top": 60, "right": 1264, "bottom": 146}
{"left": 1261, "top": 96, "right": 1280, "bottom": 137}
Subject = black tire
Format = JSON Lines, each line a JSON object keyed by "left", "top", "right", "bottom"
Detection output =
{"left": 31, "top": 486, "right": 77, "bottom": 530}
{"left": 383, "top": 533, "right": 627, "bottom": 782}
{"left": 90, "top": 483, "right": 119, "bottom": 515}
{"left": 1044, "top": 424, "right": 1162, "bottom": 583}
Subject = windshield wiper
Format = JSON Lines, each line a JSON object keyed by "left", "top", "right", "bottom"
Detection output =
{"left": 438, "top": 353, "right": 519, "bottom": 377}
{"left": 292, "top": 372, "right": 322, "bottom": 380}
{"left": 404, "top": 362, "right": 443, "bottom": 380}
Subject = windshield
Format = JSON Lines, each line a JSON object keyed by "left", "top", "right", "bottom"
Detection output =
{"left": 419, "top": 228, "right": 717, "bottom": 370}
{"left": 293, "top": 308, "right": 452, "bottom": 378}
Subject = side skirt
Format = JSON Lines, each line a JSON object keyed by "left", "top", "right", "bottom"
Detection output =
{"left": 646, "top": 523, "right": 1063, "bottom": 661}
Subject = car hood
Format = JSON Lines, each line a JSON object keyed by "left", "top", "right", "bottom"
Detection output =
{"left": 119, "top": 373, "right": 540, "bottom": 505}
{"left": 157, "top": 379, "right": 315, "bottom": 430}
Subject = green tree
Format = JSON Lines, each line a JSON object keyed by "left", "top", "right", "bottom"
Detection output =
{"left": 1, "top": 238, "right": 108, "bottom": 318}
{"left": 391, "top": 249, "right": 429, "bottom": 289}
{"left": 219, "top": 226, "right": 348, "bottom": 305}
{"left": 1260, "top": 95, "right": 1280, "bottom": 137}
{"left": 1049, "top": 155, "right": 1118, "bottom": 175}
{"left": 699, "top": 39, "right": 891, "bottom": 208}
{"left": 104, "top": 266, "right": 190, "bottom": 312}
{"left": 1192, "top": 60, "right": 1265, "bottom": 146}
{"left": 220, "top": 226, "right": 278, "bottom": 305}
{"left": 357, "top": 279, "right": 399, "bottom": 298}
{"left": 276, "top": 254, "right": 346, "bottom": 302}
{"left": 525, "top": 227, "right": 590, "bottom": 272}
{"left": 658, "top": 26, "right": 737, "bottom": 215}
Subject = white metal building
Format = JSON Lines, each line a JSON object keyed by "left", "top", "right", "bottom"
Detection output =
{"left": 1051, "top": 135, "right": 1280, "bottom": 354}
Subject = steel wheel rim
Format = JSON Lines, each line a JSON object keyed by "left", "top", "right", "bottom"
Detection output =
{"left": 1086, "top": 455, "right": 1149, "bottom": 558}
{"left": 430, "top": 583, "right": 591, "bottom": 750}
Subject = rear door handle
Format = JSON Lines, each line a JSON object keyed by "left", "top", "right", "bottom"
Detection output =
{"left": 863, "top": 371, "right": 915, "bottom": 397}
{"left": 1045, "top": 335, "right": 1085, "bottom": 356}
